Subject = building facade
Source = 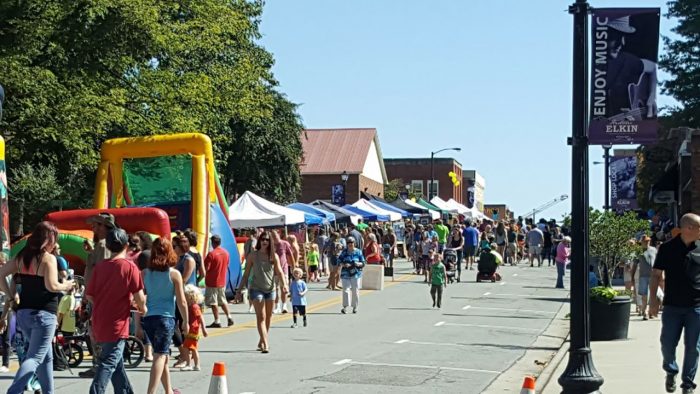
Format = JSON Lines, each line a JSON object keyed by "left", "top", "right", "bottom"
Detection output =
{"left": 383, "top": 158, "right": 463, "bottom": 204}
{"left": 483, "top": 204, "right": 511, "bottom": 222}
{"left": 463, "top": 170, "right": 485, "bottom": 212}
{"left": 299, "top": 128, "right": 387, "bottom": 204}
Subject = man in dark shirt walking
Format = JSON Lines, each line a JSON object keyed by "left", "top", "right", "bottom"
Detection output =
{"left": 650, "top": 213, "right": 700, "bottom": 394}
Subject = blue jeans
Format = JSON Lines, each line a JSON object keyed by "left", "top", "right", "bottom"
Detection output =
{"left": 555, "top": 263, "right": 565, "bottom": 288}
{"left": 7, "top": 309, "right": 56, "bottom": 394}
{"left": 89, "top": 339, "right": 134, "bottom": 394}
{"left": 661, "top": 305, "right": 700, "bottom": 389}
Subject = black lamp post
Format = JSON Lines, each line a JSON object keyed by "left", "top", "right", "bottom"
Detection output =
{"left": 430, "top": 147, "right": 461, "bottom": 200}
{"left": 340, "top": 171, "right": 349, "bottom": 206}
{"left": 559, "top": 0, "right": 604, "bottom": 392}
{"left": 593, "top": 145, "right": 612, "bottom": 211}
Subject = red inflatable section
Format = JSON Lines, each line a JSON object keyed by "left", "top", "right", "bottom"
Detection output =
{"left": 45, "top": 208, "right": 172, "bottom": 239}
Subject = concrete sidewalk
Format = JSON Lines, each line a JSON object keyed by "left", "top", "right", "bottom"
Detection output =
{"left": 541, "top": 312, "right": 671, "bottom": 394}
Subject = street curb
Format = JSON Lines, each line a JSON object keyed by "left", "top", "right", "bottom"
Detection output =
{"left": 482, "top": 295, "right": 571, "bottom": 393}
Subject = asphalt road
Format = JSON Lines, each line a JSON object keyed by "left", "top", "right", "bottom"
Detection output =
{"left": 0, "top": 259, "right": 568, "bottom": 394}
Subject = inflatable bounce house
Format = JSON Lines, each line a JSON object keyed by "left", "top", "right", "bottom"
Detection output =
{"left": 91, "top": 133, "right": 242, "bottom": 292}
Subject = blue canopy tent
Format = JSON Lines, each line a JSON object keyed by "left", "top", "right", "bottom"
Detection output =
{"left": 287, "top": 203, "right": 335, "bottom": 225}
{"left": 342, "top": 204, "right": 390, "bottom": 222}
{"left": 367, "top": 199, "right": 411, "bottom": 218}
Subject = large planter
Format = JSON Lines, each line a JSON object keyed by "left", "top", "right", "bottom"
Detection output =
{"left": 590, "top": 295, "right": 631, "bottom": 341}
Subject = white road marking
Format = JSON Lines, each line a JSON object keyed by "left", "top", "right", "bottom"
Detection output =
{"left": 440, "top": 322, "right": 542, "bottom": 331}
{"left": 394, "top": 339, "right": 469, "bottom": 348}
{"left": 500, "top": 281, "right": 507, "bottom": 286}
{"left": 465, "top": 306, "right": 557, "bottom": 314}
{"left": 462, "top": 305, "right": 472, "bottom": 310}
{"left": 488, "top": 293, "right": 522, "bottom": 297}
{"left": 239, "top": 392, "right": 256, "bottom": 394}
{"left": 394, "top": 339, "right": 409, "bottom": 344}
{"left": 434, "top": 321, "right": 446, "bottom": 327}
{"left": 483, "top": 292, "right": 491, "bottom": 296}
{"left": 513, "top": 273, "right": 518, "bottom": 277}
{"left": 333, "top": 359, "right": 352, "bottom": 365}
{"left": 335, "top": 359, "right": 500, "bottom": 374}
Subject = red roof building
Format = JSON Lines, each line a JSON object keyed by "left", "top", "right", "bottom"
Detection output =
{"left": 300, "top": 128, "right": 388, "bottom": 204}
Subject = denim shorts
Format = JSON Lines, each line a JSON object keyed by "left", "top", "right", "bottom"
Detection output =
{"left": 249, "top": 289, "right": 276, "bottom": 302}
{"left": 142, "top": 316, "right": 175, "bottom": 354}
{"left": 637, "top": 276, "right": 651, "bottom": 296}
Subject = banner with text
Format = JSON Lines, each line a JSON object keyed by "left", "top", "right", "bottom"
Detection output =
{"left": 610, "top": 155, "right": 638, "bottom": 211}
{"left": 331, "top": 184, "right": 345, "bottom": 206}
{"left": 589, "top": 8, "right": 660, "bottom": 145}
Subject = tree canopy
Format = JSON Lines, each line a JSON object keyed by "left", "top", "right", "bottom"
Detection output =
{"left": 0, "top": 0, "right": 304, "bottom": 234}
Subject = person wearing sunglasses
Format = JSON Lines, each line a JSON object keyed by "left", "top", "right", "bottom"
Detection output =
{"left": 237, "top": 231, "right": 288, "bottom": 353}
{"left": 338, "top": 237, "right": 365, "bottom": 314}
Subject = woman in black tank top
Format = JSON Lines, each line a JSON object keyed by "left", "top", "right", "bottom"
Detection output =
{"left": 0, "top": 221, "right": 74, "bottom": 394}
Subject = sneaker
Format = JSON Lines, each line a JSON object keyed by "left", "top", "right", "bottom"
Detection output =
{"left": 282, "top": 306, "right": 289, "bottom": 314}
{"left": 303, "top": 320, "right": 307, "bottom": 327}
{"left": 0, "top": 366, "right": 9, "bottom": 373}
{"left": 291, "top": 323, "right": 297, "bottom": 328}
{"left": 352, "top": 308, "right": 357, "bottom": 314}
{"left": 227, "top": 318, "right": 235, "bottom": 327}
{"left": 78, "top": 368, "right": 96, "bottom": 378}
{"left": 193, "top": 365, "right": 201, "bottom": 371}
{"left": 273, "top": 306, "right": 281, "bottom": 314}
{"left": 248, "top": 306, "right": 254, "bottom": 313}
{"left": 682, "top": 388, "right": 694, "bottom": 394}
{"left": 180, "top": 366, "right": 194, "bottom": 371}
{"left": 207, "top": 322, "right": 222, "bottom": 328}
{"left": 341, "top": 308, "right": 346, "bottom": 314}
{"left": 666, "top": 374, "right": 677, "bottom": 393}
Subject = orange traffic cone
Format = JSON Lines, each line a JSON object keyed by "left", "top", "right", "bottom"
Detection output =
{"left": 520, "top": 376, "right": 536, "bottom": 394}
{"left": 208, "top": 362, "right": 228, "bottom": 394}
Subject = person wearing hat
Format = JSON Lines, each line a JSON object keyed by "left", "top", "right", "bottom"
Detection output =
{"left": 81, "top": 212, "right": 118, "bottom": 378}
{"left": 631, "top": 235, "right": 657, "bottom": 320}
{"left": 85, "top": 228, "right": 146, "bottom": 393}
{"left": 555, "top": 236, "right": 572, "bottom": 289}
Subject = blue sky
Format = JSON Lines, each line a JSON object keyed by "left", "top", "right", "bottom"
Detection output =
{"left": 259, "top": 1, "right": 676, "bottom": 220}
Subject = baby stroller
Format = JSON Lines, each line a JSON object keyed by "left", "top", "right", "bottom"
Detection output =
{"left": 476, "top": 249, "right": 500, "bottom": 282}
{"left": 443, "top": 249, "right": 459, "bottom": 283}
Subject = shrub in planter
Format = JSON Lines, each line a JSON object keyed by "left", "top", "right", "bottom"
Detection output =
{"left": 590, "top": 286, "right": 631, "bottom": 341}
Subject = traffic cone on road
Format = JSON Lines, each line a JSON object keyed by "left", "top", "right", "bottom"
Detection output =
{"left": 208, "top": 362, "right": 228, "bottom": 394}
{"left": 520, "top": 376, "right": 536, "bottom": 394}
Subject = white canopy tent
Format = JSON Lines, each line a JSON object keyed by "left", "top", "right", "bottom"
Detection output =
{"left": 404, "top": 199, "right": 440, "bottom": 220}
{"left": 445, "top": 198, "right": 471, "bottom": 215}
{"left": 228, "top": 191, "right": 305, "bottom": 228}
{"left": 352, "top": 199, "right": 402, "bottom": 222}
{"left": 430, "top": 196, "right": 459, "bottom": 213}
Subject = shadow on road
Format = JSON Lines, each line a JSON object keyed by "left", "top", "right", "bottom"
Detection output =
{"left": 469, "top": 343, "right": 561, "bottom": 351}
{"left": 441, "top": 313, "right": 550, "bottom": 320}
{"left": 527, "top": 297, "right": 569, "bottom": 302}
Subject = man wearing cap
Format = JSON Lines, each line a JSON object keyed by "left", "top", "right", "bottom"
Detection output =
{"left": 631, "top": 235, "right": 656, "bottom": 320}
{"left": 86, "top": 228, "right": 146, "bottom": 394}
{"left": 204, "top": 235, "right": 234, "bottom": 328}
{"left": 81, "top": 212, "right": 117, "bottom": 378}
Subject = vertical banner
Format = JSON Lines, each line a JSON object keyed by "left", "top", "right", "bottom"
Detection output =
{"left": 331, "top": 184, "right": 345, "bottom": 206}
{"left": 610, "top": 155, "right": 638, "bottom": 211}
{"left": 589, "top": 8, "right": 660, "bottom": 145}
{"left": 466, "top": 179, "right": 475, "bottom": 209}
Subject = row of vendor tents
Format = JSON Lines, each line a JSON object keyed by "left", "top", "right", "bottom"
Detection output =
{"left": 228, "top": 191, "right": 487, "bottom": 228}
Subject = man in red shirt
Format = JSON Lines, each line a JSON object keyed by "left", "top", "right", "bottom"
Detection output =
{"left": 86, "top": 228, "right": 146, "bottom": 394}
{"left": 204, "top": 235, "right": 233, "bottom": 328}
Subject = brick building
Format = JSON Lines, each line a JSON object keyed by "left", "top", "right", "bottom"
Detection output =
{"left": 299, "top": 128, "right": 387, "bottom": 204}
{"left": 483, "top": 204, "right": 512, "bottom": 222}
{"left": 383, "top": 158, "right": 464, "bottom": 204}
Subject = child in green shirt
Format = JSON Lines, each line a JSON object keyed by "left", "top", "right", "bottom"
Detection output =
{"left": 307, "top": 244, "right": 320, "bottom": 283}
{"left": 429, "top": 255, "right": 448, "bottom": 308}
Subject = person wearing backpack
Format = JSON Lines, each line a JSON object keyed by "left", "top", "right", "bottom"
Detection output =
{"left": 650, "top": 213, "right": 700, "bottom": 394}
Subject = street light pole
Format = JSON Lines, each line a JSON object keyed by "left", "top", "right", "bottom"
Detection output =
{"left": 603, "top": 145, "right": 611, "bottom": 210}
{"left": 430, "top": 147, "right": 461, "bottom": 200}
{"left": 559, "top": 1, "right": 603, "bottom": 393}
{"left": 341, "top": 171, "right": 349, "bottom": 206}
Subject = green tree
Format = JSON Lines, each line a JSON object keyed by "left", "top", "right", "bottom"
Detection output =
{"left": 383, "top": 179, "right": 405, "bottom": 201}
{"left": 9, "top": 164, "right": 63, "bottom": 235}
{"left": 589, "top": 209, "right": 649, "bottom": 286}
{"left": 660, "top": 0, "right": 700, "bottom": 126}
{"left": 0, "top": 0, "right": 304, "bottom": 232}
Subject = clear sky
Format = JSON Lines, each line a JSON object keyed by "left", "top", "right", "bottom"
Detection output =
{"left": 259, "top": 0, "right": 676, "bottom": 220}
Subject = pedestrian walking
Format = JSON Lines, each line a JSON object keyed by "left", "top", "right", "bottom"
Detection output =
{"left": 172, "top": 234, "right": 196, "bottom": 368}
{"left": 554, "top": 237, "right": 571, "bottom": 289}
{"left": 86, "top": 228, "right": 147, "bottom": 394}
{"left": 463, "top": 221, "right": 479, "bottom": 271}
{"left": 307, "top": 244, "right": 320, "bottom": 282}
{"left": 542, "top": 225, "right": 553, "bottom": 266}
{"left": 429, "top": 255, "right": 447, "bottom": 308}
{"left": 0, "top": 222, "right": 74, "bottom": 394}
{"left": 446, "top": 227, "right": 464, "bottom": 281}
{"left": 325, "top": 232, "right": 344, "bottom": 291}
{"left": 141, "top": 237, "right": 188, "bottom": 394}
{"left": 184, "top": 229, "right": 206, "bottom": 285}
{"left": 180, "top": 284, "right": 208, "bottom": 371}
{"left": 434, "top": 219, "right": 449, "bottom": 253}
{"left": 290, "top": 268, "right": 308, "bottom": 328}
{"left": 316, "top": 229, "right": 329, "bottom": 277}
{"left": 237, "top": 231, "right": 288, "bottom": 353}
{"left": 650, "top": 213, "right": 700, "bottom": 394}
{"left": 272, "top": 230, "right": 295, "bottom": 314}
{"left": 339, "top": 237, "right": 365, "bottom": 314}
{"left": 630, "top": 235, "right": 656, "bottom": 320}
{"left": 204, "top": 235, "right": 234, "bottom": 328}
{"left": 526, "top": 225, "right": 544, "bottom": 267}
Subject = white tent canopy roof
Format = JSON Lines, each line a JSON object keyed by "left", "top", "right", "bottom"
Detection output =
{"left": 352, "top": 199, "right": 402, "bottom": 222}
{"left": 445, "top": 198, "right": 471, "bottom": 215}
{"left": 430, "top": 196, "right": 459, "bottom": 213}
{"left": 404, "top": 199, "right": 440, "bottom": 220}
{"left": 229, "top": 191, "right": 305, "bottom": 228}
